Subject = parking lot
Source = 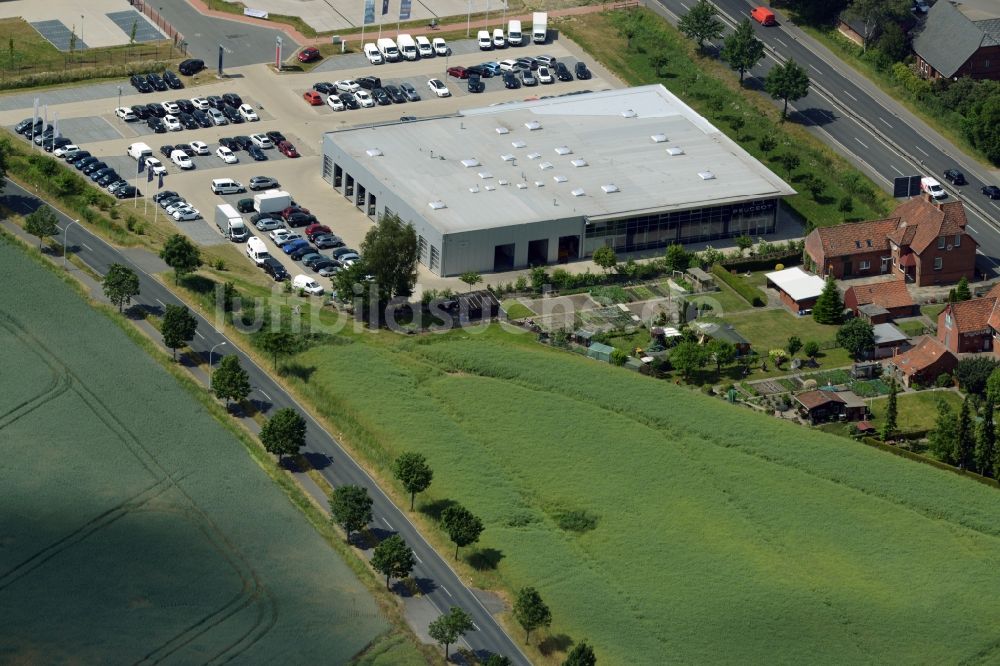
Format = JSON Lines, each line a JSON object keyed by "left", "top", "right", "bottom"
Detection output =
{"left": 0, "top": 36, "right": 615, "bottom": 292}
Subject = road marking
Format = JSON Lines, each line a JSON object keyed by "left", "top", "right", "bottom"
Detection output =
{"left": 809, "top": 64, "right": 822, "bottom": 74}
{"left": 155, "top": 298, "right": 166, "bottom": 307}
{"left": 968, "top": 225, "right": 979, "bottom": 234}
{"left": 879, "top": 117, "right": 892, "bottom": 128}
{"left": 678, "top": 1, "right": 689, "bottom": 9}
{"left": 259, "top": 389, "right": 271, "bottom": 400}
{"left": 472, "top": 623, "right": 480, "bottom": 631}
{"left": 195, "top": 330, "right": 205, "bottom": 340}
{"left": 382, "top": 517, "right": 393, "bottom": 530}
{"left": 915, "top": 145, "right": 929, "bottom": 157}
{"left": 773, "top": 37, "right": 788, "bottom": 48}
{"left": 890, "top": 165, "right": 904, "bottom": 176}
{"left": 440, "top": 585, "right": 452, "bottom": 597}
{"left": 414, "top": 553, "right": 422, "bottom": 563}
{"left": 844, "top": 90, "right": 858, "bottom": 102}
{"left": 81, "top": 242, "right": 92, "bottom": 251}
{"left": 854, "top": 138, "right": 869, "bottom": 150}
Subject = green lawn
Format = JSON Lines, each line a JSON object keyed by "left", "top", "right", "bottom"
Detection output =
{"left": 896, "top": 319, "right": 929, "bottom": 337}
{"left": 922, "top": 303, "right": 947, "bottom": 323}
{"left": 501, "top": 299, "right": 535, "bottom": 320}
{"left": 868, "top": 390, "right": 964, "bottom": 433}
{"left": 280, "top": 321, "right": 1000, "bottom": 665}
{"left": 710, "top": 308, "right": 852, "bottom": 369}
{"left": 693, "top": 280, "right": 752, "bottom": 315}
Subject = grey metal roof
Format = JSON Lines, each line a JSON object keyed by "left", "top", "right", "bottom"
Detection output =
{"left": 913, "top": 0, "right": 997, "bottom": 77}
{"left": 873, "top": 322, "right": 909, "bottom": 346}
{"left": 326, "top": 85, "right": 795, "bottom": 235}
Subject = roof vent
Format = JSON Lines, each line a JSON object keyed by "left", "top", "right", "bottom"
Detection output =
{"left": 667, "top": 147, "right": 684, "bottom": 156}
{"left": 698, "top": 170, "right": 716, "bottom": 180}
{"left": 498, "top": 178, "right": 509, "bottom": 185}
{"left": 571, "top": 158, "right": 588, "bottom": 168}
{"left": 495, "top": 127, "right": 510, "bottom": 135}
{"left": 554, "top": 175, "right": 568, "bottom": 183}
{"left": 534, "top": 180, "right": 545, "bottom": 187}
{"left": 601, "top": 184, "right": 619, "bottom": 193}
{"left": 650, "top": 134, "right": 667, "bottom": 143}
{"left": 554, "top": 146, "right": 572, "bottom": 155}
{"left": 516, "top": 183, "right": 528, "bottom": 189}
{"left": 539, "top": 161, "right": 554, "bottom": 170}
{"left": 571, "top": 188, "right": 585, "bottom": 197}
{"left": 511, "top": 140, "right": 527, "bottom": 148}
{"left": 621, "top": 109, "right": 637, "bottom": 118}
{"left": 469, "top": 185, "right": 480, "bottom": 193}
{"left": 527, "top": 152, "right": 542, "bottom": 160}
{"left": 524, "top": 120, "right": 542, "bottom": 130}
{"left": 485, "top": 184, "right": 496, "bottom": 191}
{"left": 501, "top": 153, "right": 515, "bottom": 162}
{"left": 365, "top": 148, "right": 383, "bottom": 157}
{"left": 460, "top": 158, "right": 480, "bottom": 168}
{"left": 428, "top": 200, "right": 447, "bottom": 210}
{"left": 478, "top": 171, "right": 493, "bottom": 179}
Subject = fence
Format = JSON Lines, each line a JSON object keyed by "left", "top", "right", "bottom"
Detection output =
{"left": 130, "top": 1, "right": 186, "bottom": 50}
{"left": 0, "top": 43, "right": 180, "bottom": 81}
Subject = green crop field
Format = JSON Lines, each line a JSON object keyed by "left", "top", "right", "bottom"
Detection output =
{"left": 0, "top": 238, "right": 389, "bottom": 662}
{"left": 282, "top": 323, "right": 1000, "bottom": 665}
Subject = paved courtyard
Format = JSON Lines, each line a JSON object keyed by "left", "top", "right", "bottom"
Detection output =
{"left": 219, "top": 0, "right": 482, "bottom": 32}
{"left": 0, "top": 0, "right": 165, "bottom": 49}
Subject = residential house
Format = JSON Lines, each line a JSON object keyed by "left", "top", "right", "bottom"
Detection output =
{"left": 794, "top": 389, "right": 868, "bottom": 424}
{"left": 804, "top": 194, "right": 977, "bottom": 286}
{"left": 843, "top": 280, "right": 918, "bottom": 323}
{"left": 692, "top": 321, "right": 752, "bottom": 357}
{"left": 765, "top": 266, "right": 826, "bottom": 315}
{"left": 887, "top": 336, "right": 958, "bottom": 387}
{"left": 936, "top": 286, "right": 1000, "bottom": 353}
{"left": 912, "top": 0, "right": 1000, "bottom": 81}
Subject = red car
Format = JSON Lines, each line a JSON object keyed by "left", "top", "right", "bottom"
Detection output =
{"left": 281, "top": 205, "right": 311, "bottom": 220}
{"left": 297, "top": 47, "right": 321, "bottom": 63}
{"left": 278, "top": 140, "right": 300, "bottom": 158}
{"left": 306, "top": 223, "right": 332, "bottom": 240}
{"left": 303, "top": 91, "right": 322, "bottom": 106}
{"left": 446, "top": 66, "right": 469, "bottom": 79}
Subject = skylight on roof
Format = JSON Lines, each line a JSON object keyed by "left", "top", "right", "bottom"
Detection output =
{"left": 501, "top": 153, "right": 515, "bottom": 162}
{"left": 498, "top": 179, "right": 509, "bottom": 185}
{"left": 428, "top": 200, "right": 446, "bottom": 210}
{"left": 478, "top": 171, "right": 493, "bottom": 179}
{"left": 469, "top": 185, "right": 480, "bottom": 193}
{"left": 650, "top": 134, "right": 667, "bottom": 143}
{"left": 365, "top": 148, "right": 383, "bottom": 157}
{"left": 601, "top": 184, "right": 619, "bottom": 193}
{"left": 534, "top": 181, "right": 545, "bottom": 187}
{"left": 571, "top": 159, "right": 588, "bottom": 168}
{"left": 527, "top": 152, "right": 541, "bottom": 160}
{"left": 539, "top": 161, "right": 554, "bottom": 170}
{"left": 571, "top": 188, "right": 586, "bottom": 197}
{"left": 698, "top": 170, "right": 716, "bottom": 180}
{"left": 621, "top": 109, "right": 637, "bottom": 118}
{"left": 667, "top": 147, "right": 684, "bottom": 156}
{"left": 485, "top": 185, "right": 496, "bottom": 191}
{"left": 495, "top": 127, "right": 510, "bottom": 135}
{"left": 554, "top": 175, "right": 568, "bottom": 183}
{"left": 511, "top": 140, "right": 527, "bottom": 148}
{"left": 554, "top": 146, "right": 572, "bottom": 155}
{"left": 460, "top": 158, "right": 480, "bottom": 168}
{"left": 524, "top": 120, "right": 542, "bottom": 130}
{"left": 516, "top": 183, "right": 527, "bottom": 189}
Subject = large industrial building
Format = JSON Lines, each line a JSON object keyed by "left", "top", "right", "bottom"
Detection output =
{"left": 321, "top": 85, "right": 795, "bottom": 276}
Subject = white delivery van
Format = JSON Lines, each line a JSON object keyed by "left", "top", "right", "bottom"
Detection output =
{"left": 211, "top": 178, "right": 245, "bottom": 195}
{"left": 415, "top": 35, "right": 433, "bottom": 57}
{"left": 493, "top": 28, "right": 506, "bottom": 48}
{"left": 127, "top": 142, "right": 153, "bottom": 160}
{"left": 507, "top": 20, "right": 522, "bottom": 46}
{"left": 397, "top": 34, "right": 418, "bottom": 61}
{"left": 376, "top": 37, "right": 400, "bottom": 62}
{"left": 215, "top": 203, "right": 249, "bottom": 242}
{"left": 363, "top": 42, "right": 383, "bottom": 64}
{"left": 478, "top": 30, "right": 492, "bottom": 50}
{"left": 293, "top": 274, "right": 324, "bottom": 295}
{"left": 532, "top": 12, "right": 547, "bottom": 44}
{"left": 432, "top": 37, "right": 449, "bottom": 56}
{"left": 921, "top": 177, "right": 947, "bottom": 199}
{"left": 246, "top": 236, "right": 270, "bottom": 265}
{"left": 253, "top": 189, "right": 292, "bottom": 214}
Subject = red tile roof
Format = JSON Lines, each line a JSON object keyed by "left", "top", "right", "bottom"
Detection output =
{"left": 845, "top": 280, "right": 914, "bottom": 310}
{"left": 986, "top": 283, "right": 1000, "bottom": 298}
{"left": 889, "top": 196, "right": 969, "bottom": 253}
{"left": 806, "top": 218, "right": 898, "bottom": 259}
{"left": 944, "top": 297, "right": 998, "bottom": 333}
{"left": 891, "top": 337, "right": 957, "bottom": 376}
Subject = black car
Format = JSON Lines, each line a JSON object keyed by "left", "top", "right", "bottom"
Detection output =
{"left": 516, "top": 57, "right": 539, "bottom": 70}
{"left": 218, "top": 137, "right": 239, "bottom": 150}
{"left": 163, "top": 70, "right": 184, "bottom": 89}
{"left": 372, "top": 88, "right": 392, "bottom": 106}
{"left": 290, "top": 246, "right": 317, "bottom": 261}
{"left": 160, "top": 144, "right": 175, "bottom": 157}
{"left": 154, "top": 190, "right": 179, "bottom": 203}
{"left": 339, "top": 93, "right": 359, "bottom": 110}
{"left": 175, "top": 98, "right": 194, "bottom": 113}
{"left": 178, "top": 112, "right": 198, "bottom": 130}
{"left": 222, "top": 105, "right": 243, "bottom": 123}
{"left": 146, "top": 103, "right": 166, "bottom": 118}
{"left": 313, "top": 81, "right": 337, "bottom": 94}
{"left": 107, "top": 179, "right": 128, "bottom": 194}
{"left": 944, "top": 169, "right": 967, "bottom": 186}
{"left": 14, "top": 118, "right": 33, "bottom": 134}
{"left": 503, "top": 73, "right": 521, "bottom": 89}
{"left": 222, "top": 92, "right": 243, "bottom": 107}
{"left": 261, "top": 257, "right": 289, "bottom": 281}
{"left": 96, "top": 171, "right": 120, "bottom": 186}
{"left": 192, "top": 109, "right": 213, "bottom": 128}
{"left": 64, "top": 150, "right": 90, "bottom": 163}
{"left": 266, "top": 130, "right": 286, "bottom": 144}
{"left": 249, "top": 176, "right": 279, "bottom": 191}
{"left": 574, "top": 61, "right": 592, "bottom": 79}
{"left": 236, "top": 198, "right": 256, "bottom": 213}
{"left": 234, "top": 135, "right": 254, "bottom": 151}
{"left": 466, "top": 65, "right": 493, "bottom": 78}
{"left": 132, "top": 104, "right": 151, "bottom": 119}
{"left": 147, "top": 117, "right": 167, "bottom": 133}
{"left": 248, "top": 146, "right": 267, "bottom": 161}
{"left": 357, "top": 75, "right": 382, "bottom": 90}
{"left": 207, "top": 95, "right": 226, "bottom": 109}
{"left": 555, "top": 62, "right": 573, "bottom": 81}
{"left": 286, "top": 211, "right": 316, "bottom": 227}
{"left": 468, "top": 75, "right": 485, "bottom": 93}
{"left": 178, "top": 58, "right": 205, "bottom": 76}
{"left": 74, "top": 156, "right": 99, "bottom": 170}
{"left": 83, "top": 161, "right": 107, "bottom": 175}
{"left": 146, "top": 73, "right": 168, "bottom": 91}
{"left": 44, "top": 137, "right": 72, "bottom": 152}
{"left": 130, "top": 74, "right": 153, "bottom": 93}
{"left": 90, "top": 167, "right": 115, "bottom": 182}
{"left": 383, "top": 85, "right": 406, "bottom": 104}
{"left": 116, "top": 185, "right": 140, "bottom": 199}
{"left": 159, "top": 195, "right": 185, "bottom": 209}
{"left": 984, "top": 185, "right": 1000, "bottom": 200}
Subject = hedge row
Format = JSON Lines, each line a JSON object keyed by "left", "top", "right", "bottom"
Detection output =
{"left": 720, "top": 250, "right": 803, "bottom": 273}
{"left": 711, "top": 263, "right": 767, "bottom": 307}
{"left": 0, "top": 60, "right": 173, "bottom": 91}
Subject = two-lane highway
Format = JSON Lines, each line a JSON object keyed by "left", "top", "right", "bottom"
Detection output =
{"left": 2, "top": 180, "right": 529, "bottom": 666}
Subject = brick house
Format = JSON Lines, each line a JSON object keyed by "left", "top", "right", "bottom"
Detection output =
{"left": 912, "top": 0, "right": 1000, "bottom": 81}
{"left": 843, "top": 280, "right": 917, "bottom": 323}
{"left": 804, "top": 195, "right": 977, "bottom": 287}
{"left": 887, "top": 336, "right": 958, "bottom": 388}
{"left": 937, "top": 284, "right": 1000, "bottom": 354}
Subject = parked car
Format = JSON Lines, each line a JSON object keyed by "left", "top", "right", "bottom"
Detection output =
{"left": 554, "top": 62, "right": 573, "bottom": 81}
{"left": 160, "top": 101, "right": 180, "bottom": 115}
{"left": 384, "top": 85, "right": 406, "bottom": 104}
{"left": 178, "top": 58, "right": 205, "bottom": 75}
{"left": 503, "top": 73, "right": 521, "bottom": 89}
{"left": 190, "top": 97, "right": 210, "bottom": 110}
{"left": 468, "top": 75, "right": 485, "bottom": 93}
{"left": 232, "top": 135, "right": 253, "bottom": 151}
{"left": 292, "top": 247, "right": 319, "bottom": 261}
{"left": 147, "top": 118, "right": 167, "bottom": 133}
{"left": 984, "top": 185, "right": 1000, "bottom": 199}
{"left": 481, "top": 62, "right": 502, "bottom": 76}
{"left": 521, "top": 69, "right": 538, "bottom": 86}
{"left": 53, "top": 144, "right": 79, "bottom": 158}
{"left": 132, "top": 105, "right": 151, "bottom": 119}
{"left": 255, "top": 217, "right": 284, "bottom": 231}
{"left": 145, "top": 157, "right": 167, "bottom": 175}
{"left": 354, "top": 90, "right": 375, "bottom": 108}
{"left": 207, "top": 95, "right": 226, "bottom": 109}
{"left": 249, "top": 175, "right": 280, "bottom": 190}
{"left": 498, "top": 59, "right": 518, "bottom": 72}
{"left": 208, "top": 108, "right": 228, "bottom": 125}
{"left": 223, "top": 92, "right": 243, "bottom": 107}
{"left": 173, "top": 207, "right": 202, "bottom": 221}
{"left": 248, "top": 146, "right": 267, "bottom": 161}
{"left": 160, "top": 144, "right": 175, "bottom": 157}
{"left": 298, "top": 47, "right": 321, "bottom": 62}
{"left": 537, "top": 66, "right": 554, "bottom": 84}
{"left": 372, "top": 88, "right": 392, "bottom": 106}
{"left": 286, "top": 212, "right": 316, "bottom": 227}
{"left": 147, "top": 73, "right": 168, "bottom": 91}
{"left": 466, "top": 64, "right": 493, "bottom": 78}
{"left": 364, "top": 43, "right": 384, "bottom": 65}
{"left": 336, "top": 79, "right": 361, "bottom": 93}
{"left": 278, "top": 141, "right": 300, "bottom": 158}
{"left": 399, "top": 82, "right": 421, "bottom": 101}
{"left": 154, "top": 190, "right": 179, "bottom": 203}
{"left": 427, "top": 79, "right": 451, "bottom": 97}
{"left": 432, "top": 37, "right": 449, "bottom": 56}
{"left": 314, "top": 81, "right": 337, "bottom": 94}
{"left": 115, "top": 106, "right": 138, "bottom": 121}
{"left": 223, "top": 105, "right": 243, "bottom": 123}
{"left": 447, "top": 65, "right": 469, "bottom": 79}
{"left": 192, "top": 110, "right": 213, "bottom": 127}
{"left": 216, "top": 146, "right": 238, "bottom": 164}
{"left": 178, "top": 113, "right": 198, "bottom": 130}
{"left": 357, "top": 75, "right": 382, "bottom": 90}
{"left": 237, "top": 198, "right": 256, "bottom": 213}
{"left": 282, "top": 238, "right": 311, "bottom": 254}
{"left": 339, "top": 93, "right": 360, "bottom": 110}
{"left": 944, "top": 169, "right": 967, "bottom": 186}
{"left": 130, "top": 75, "right": 153, "bottom": 93}
{"left": 262, "top": 257, "right": 289, "bottom": 281}
{"left": 163, "top": 114, "right": 182, "bottom": 131}
{"left": 239, "top": 104, "right": 259, "bottom": 122}
{"left": 574, "top": 61, "right": 592, "bottom": 79}
{"left": 306, "top": 223, "right": 332, "bottom": 240}
{"left": 171, "top": 150, "right": 194, "bottom": 169}
{"left": 267, "top": 130, "right": 286, "bottom": 143}
{"left": 116, "top": 185, "right": 140, "bottom": 199}
{"left": 175, "top": 98, "right": 194, "bottom": 113}
{"left": 313, "top": 233, "right": 345, "bottom": 249}
{"left": 303, "top": 90, "right": 323, "bottom": 106}
{"left": 292, "top": 274, "right": 324, "bottom": 295}
{"left": 163, "top": 70, "right": 184, "bottom": 89}
{"left": 250, "top": 133, "right": 273, "bottom": 149}
{"left": 535, "top": 54, "right": 557, "bottom": 66}
{"left": 327, "top": 94, "right": 345, "bottom": 111}
{"left": 189, "top": 140, "right": 210, "bottom": 155}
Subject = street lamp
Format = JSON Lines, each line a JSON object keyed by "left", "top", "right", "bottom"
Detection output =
{"left": 117, "top": 85, "right": 122, "bottom": 115}
{"left": 209, "top": 341, "right": 227, "bottom": 374}
{"left": 63, "top": 218, "right": 80, "bottom": 269}
{"left": 80, "top": 15, "right": 84, "bottom": 42}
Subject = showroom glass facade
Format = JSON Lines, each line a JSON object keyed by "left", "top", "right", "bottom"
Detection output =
{"left": 583, "top": 198, "right": 778, "bottom": 255}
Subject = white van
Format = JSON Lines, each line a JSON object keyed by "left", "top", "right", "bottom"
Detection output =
{"left": 211, "top": 178, "right": 245, "bottom": 195}
{"left": 363, "top": 42, "right": 383, "bottom": 64}
{"left": 415, "top": 35, "right": 433, "bottom": 57}
{"left": 376, "top": 37, "right": 400, "bottom": 62}
{"left": 921, "top": 177, "right": 947, "bottom": 199}
{"left": 493, "top": 28, "right": 506, "bottom": 48}
{"left": 507, "top": 20, "right": 522, "bottom": 46}
{"left": 432, "top": 37, "right": 449, "bottom": 56}
{"left": 397, "top": 34, "right": 418, "bottom": 61}
{"left": 246, "top": 237, "right": 270, "bottom": 265}
{"left": 477, "top": 30, "right": 492, "bottom": 50}
{"left": 293, "top": 274, "right": 324, "bottom": 295}
{"left": 127, "top": 142, "right": 153, "bottom": 160}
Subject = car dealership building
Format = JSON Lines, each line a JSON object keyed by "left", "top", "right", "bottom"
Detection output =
{"left": 321, "top": 85, "right": 795, "bottom": 276}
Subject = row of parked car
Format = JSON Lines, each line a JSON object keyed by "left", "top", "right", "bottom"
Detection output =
{"left": 304, "top": 76, "right": 424, "bottom": 110}
{"left": 152, "top": 189, "right": 202, "bottom": 221}
{"left": 155, "top": 131, "right": 300, "bottom": 171}
{"left": 116, "top": 92, "right": 261, "bottom": 134}
{"left": 448, "top": 55, "right": 592, "bottom": 91}
{"left": 127, "top": 60, "right": 205, "bottom": 93}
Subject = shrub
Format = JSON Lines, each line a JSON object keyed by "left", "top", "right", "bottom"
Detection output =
{"left": 610, "top": 348, "right": 629, "bottom": 366}
{"left": 555, "top": 509, "right": 599, "bottom": 533}
{"left": 935, "top": 373, "right": 953, "bottom": 388}
{"left": 710, "top": 264, "right": 766, "bottom": 307}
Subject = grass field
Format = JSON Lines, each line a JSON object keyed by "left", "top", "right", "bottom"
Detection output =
{"left": 274, "top": 319, "right": 1000, "bottom": 664}
{"left": 0, "top": 238, "right": 391, "bottom": 662}
{"left": 868, "top": 389, "right": 964, "bottom": 433}
{"left": 706, "top": 308, "right": 853, "bottom": 369}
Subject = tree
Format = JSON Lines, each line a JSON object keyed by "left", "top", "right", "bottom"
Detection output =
{"left": 876, "top": 22, "right": 909, "bottom": 62}
{"left": 441, "top": 504, "right": 484, "bottom": 560}
{"left": 803, "top": 340, "right": 820, "bottom": 359}
{"left": 592, "top": 246, "right": 617, "bottom": 274}
{"left": 765, "top": 59, "right": 810, "bottom": 120}
{"left": 957, "top": 357, "right": 1000, "bottom": 396}
{"left": 988, "top": 367, "right": 1000, "bottom": 404}
{"left": 609, "top": 348, "right": 629, "bottom": 366}
{"left": 954, "top": 276, "right": 972, "bottom": 302}
{"left": 778, "top": 153, "right": 801, "bottom": 178}
{"left": 428, "top": 607, "right": 475, "bottom": 660}
{"left": 812, "top": 278, "right": 843, "bottom": 325}
{"left": 159, "top": 233, "right": 202, "bottom": 284}
{"left": 679, "top": 0, "right": 724, "bottom": 52}
{"left": 664, "top": 243, "right": 691, "bottom": 272}
{"left": 615, "top": 10, "right": 645, "bottom": 50}
{"left": 25, "top": 205, "right": 58, "bottom": 249}
{"left": 563, "top": 641, "right": 597, "bottom": 666}
{"left": 161, "top": 304, "right": 198, "bottom": 361}
{"left": 359, "top": 212, "right": 419, "bottom": 304}
{"left": 329, "top": 484, "right": 373, "bottom": 544}
{"left": 649, "top": 46, "right": 669, "bottom": 77}
{"left": 786, "top": 0, "right": 849, "bottom": 25}
{"left": 975, "top": 394, "right": 996, "bottom": 476}
{"left": 486, "top": 656, "right": 512, "bottom": 666}
{"left": 211, "top": 354, "right": 251, "bottom": 409}
{"left": 129, "top": 19, "right": 138, "bottom": 46}
{"left": 928, "top": 399, "right": 958, "bottom": 465}
{"left": 787, "top": 335, "right": 803, "bottom": 357}
{"left": 759, "top": 135, "right": 777, "bottom": 154}
{"left": 459, "top": 271, "right": 482, "bottom": 292}
{"left": 957, "top": 396, "right": 975, "bottom": 470}
{"left": 102, "top": 263, "right": 140, "bottom": 313}
{"left": 393, "top": 452, "right": 433, "bottom": 510}
{"left": 836, "top": 318, "right": 875, "bottom": 361}
{"left": 68, "top": 27, "right": 77, "bottom": 57}
{"left": 513, "top": 586, "right": 552, "bottom": 644}
{"left": 804, "top": 174, "right": 825, "bottom": 200}
{"left": 735, "top": 235, "right": 753, "bottom": 254}
{"left": 671, "top": 340, "right": 708, "bottom": 379}
{"left": 259, "top": 330, "right": 297, "bottom": 371}
{"left": 963, "top": 92, "right": 1000, "bottom": 165}
{"left": 708, "top": 339, "right": 736, "bottom": 374}
{"left": 880, "top": 378, "right": 897, "bottom": 442}
{"left": 846, "top": 0, "right": 910, "bottom": 52}
{"left": 259, "top": 407, "right": 307, "bottom": 463}
{"left": 722, "top": 19, "right": 765, "bottom": 84}
{"left": 370, "top": 534, "right": 415, "bottom": 589}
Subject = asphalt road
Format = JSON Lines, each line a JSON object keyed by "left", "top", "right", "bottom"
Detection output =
{"left": 1, "top": 180, "right": 529, "bottom": 666}
{"left": 650, "top": 0, "right": 1000, "bottom": 275}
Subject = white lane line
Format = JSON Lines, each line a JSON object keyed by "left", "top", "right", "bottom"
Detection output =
{"left": 81, "top": 242, "right": 92, "bottom": 251}
{"left": 440, "top": 585, "right": 452, "bottom": 597}
{"left": 844, "top": 90, "right": 858, "bottom": 102}
{"left": 890, "top": 165, "right": 904, "bottom": 176}
{"left": 259, "top": 389, "right": 271, "bottom": 400}
{"left": 916, "top": 145, "right": 929, "bottom": 157}
{"left": 383, "top": 517, "right": 393, "bottom": 530}
{"left": 854, "top": 137, "right": 869, "bottom": 150}
{"left": 879, "top": 117, "right": 892, "bottom": 128}
{"left": 774, "top": 37, "right": 788, "bottom": 48}
{"left": 155, "top": 298, "right": 166, "bottom": 307}
{"left": 809, "top": 64, "right": 822, "bottom": 74}
{"left": 414, "top": 553, "right": 422, "bottom": 563}
{"left": 679, "top": 1, "right": 689, "bottom": 9}
{"left": 968, "top": 225, "right": 979, "bottom": 235}
{"left": 195, "top": 330, "right": 205, "bottom": 339}
{"left": 472, "top": 622, "right": 481, "bottom": 631}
